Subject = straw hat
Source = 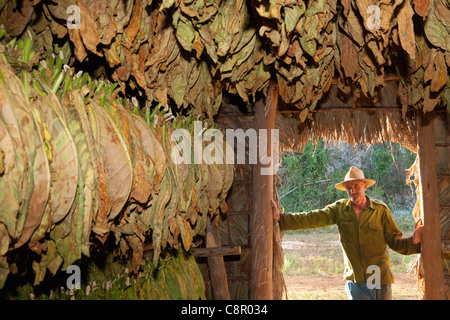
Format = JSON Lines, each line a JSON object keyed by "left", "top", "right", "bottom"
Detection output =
{"left": 335, "top": 166, "right": 376, "bottom": 191}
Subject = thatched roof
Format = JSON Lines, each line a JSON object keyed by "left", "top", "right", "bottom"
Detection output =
{"left": 276, "top": 80, "right": 420, "bottom": 152}
{"left": 216, "top": 79, "right": 421, "bottom": 154}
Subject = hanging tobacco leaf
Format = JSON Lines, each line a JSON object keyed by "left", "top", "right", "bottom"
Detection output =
{"left": 31, "top": 96, "right": 78, "bottom": 225}
{"left": 424, "top": 0, "right": 450, "bottom": 52}
{"left": 0, "top": 65, "right": 50, "bottom": 249}
{"left": 397, "top": 0, "right": 416, "bottom": 59}
{"left": 87, "top": 102, "right": 133, "bottom": 221}
{"left": 70, "top": 93, "right": 110, "bottom": 237}
{"left": 0, "top": 115, "right": 22, "bottom": 239}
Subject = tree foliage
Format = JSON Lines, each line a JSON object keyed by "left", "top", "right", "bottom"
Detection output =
{"left": 278, "top": 140, "right": 417, "bottom": 216}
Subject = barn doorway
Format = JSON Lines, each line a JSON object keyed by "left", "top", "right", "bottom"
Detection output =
{"left": 211, "top": 83, "right": 449, "bottom": 300}
{"left": 278, "top": 139, "right": 420, "bottom": 300}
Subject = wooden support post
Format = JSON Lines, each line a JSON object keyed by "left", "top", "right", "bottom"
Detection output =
{"left": 250, "top": 85, "right": 278, "bottom": 300}
{"left": 417, "top": 110, "right": 446, "bottom": 300}
{"left": 206, "top": 217, "right": 230, "bottom": 300}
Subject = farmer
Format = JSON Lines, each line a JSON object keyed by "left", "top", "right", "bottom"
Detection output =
{"left": 272, "top": 166, "right": 423, "bottom": 300}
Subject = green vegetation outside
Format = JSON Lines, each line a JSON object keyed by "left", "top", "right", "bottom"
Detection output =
{"left": 278, "top": 140, "right": 419, "bottom": 278}
{"left": 277, "top": 139, "right": 418, "bottom": 232}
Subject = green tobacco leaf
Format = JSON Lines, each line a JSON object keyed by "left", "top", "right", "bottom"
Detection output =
{"left": 70, "top": 95, "right": 109, "bottom": 237}
{"left": 306, "top": 0, "right": 328, "bottom": 15}
{"left": 424, "top": 3, "right": 450, "bottom": 51}
{"left": 284, "top": 4, "right": 305, "bottom": 33}
{"left": 176, "top": 18, "right": 196, "bottom": 52}
{"left": 34, "top": 98, "right": 79, "bottom": 224}
{"left": 299, "top": 34, "right": 317, "bottom": 57}
{"left": 64, "top": 105, "right": 98, "bottom": 257}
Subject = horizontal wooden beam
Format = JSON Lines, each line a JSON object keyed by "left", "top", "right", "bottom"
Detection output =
{"left": 277, "top": 107, "right": 448, "bottom": 114}
{"left": 328, "top": 75, "right": 400, "bottom": 84}
{"left": 142, "top": 245, "right": 241, "bottom": 260}
{"left": 226, "top": 210, "right": 252, "bottom": 216}
{"left": 277, "top": 107, "right": 411, "bottom": 114}
{"left": 435, "top": 143, "right": 450, "bottom": 147}
{"left": 195, "top": 245, "right": 241, "bottom": 258}
{"left": 232, "top": 179, "right": 253, "bottom": 185}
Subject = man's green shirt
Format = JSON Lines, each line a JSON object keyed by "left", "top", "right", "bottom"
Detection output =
{"left": 279, "top": 196, "right": 421, "bottom": 284}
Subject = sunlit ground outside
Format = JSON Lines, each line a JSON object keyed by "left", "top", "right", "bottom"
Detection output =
{"left": 282, "top": 230, "right": 420, "bottom": 300}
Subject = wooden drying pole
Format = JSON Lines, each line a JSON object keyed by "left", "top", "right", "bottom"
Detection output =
{"left": 142, "top": 243, "right": 241, "bottom": 259}
{"left": 206, "top": 217, "right": 231, "bottom": 300}
{"left": 250, "top": 84, "right": 278, "bottom": 300}
{"left": 417, "top": 110, "right": 446, "bottom": 300}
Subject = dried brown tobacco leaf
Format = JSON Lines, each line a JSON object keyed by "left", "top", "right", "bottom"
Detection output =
{"left": 252, "top": 0, "right": 283, "bottom": 20}
{"left": 68, "top": 28, "right": 88, "bottom": 61}
{"left": 413, "top": 0, "right": 432, "bottom": 17}
{"left": 129, "top": 113, "right": 167, "bottom": 184}
{"left": 124, "top": 112, "right": 154, "bottom": 205}
{"left": 0, "top": 65, "right": 51, "bottom": 249}
{"left": 88, "top": 102, "right": 132, "bottom": 221}
{"left": 339, "top": 32, "right": 359, "bottom": 79}
{"left": 78, "top": 0, "right": 102, "bottom": 57}
{"left": 1, "top": 0, "right": 34, "bottom": 37}
{"left": 339, "top": 4, "right": 364, "bottom": 47}
{"left": 430, "top": 51, "right": 447, "bottom": 92}
{"left": 179, "top": 0, "right": 218, "bottom": 23}
{"left": 0, "top": 115, "right": 22, "bottom": 238}
{"left": 103, "top": 35, "right": 122, "bottom": 67}
{"left": 110, "top": 0, "right": 135, "bottom": 33}
{"left": 176, "top": 215, "right": 192, "bottom": 251}
{"left": 123, "top": 0, "right": 143, "bottom": 46}
{"left": 398, "top": 0, "right": 416, "bottom": 59}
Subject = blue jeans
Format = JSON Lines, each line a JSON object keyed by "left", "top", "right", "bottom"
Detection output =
{"left": 345, "top": 279, "right": 392, "bottom": 300}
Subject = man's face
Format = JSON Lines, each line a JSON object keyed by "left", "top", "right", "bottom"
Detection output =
{"left": 344, "top": 180, "right": 367, "bottom": 203}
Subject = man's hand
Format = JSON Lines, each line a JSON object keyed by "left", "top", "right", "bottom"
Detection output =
{"left": 271, "top": 199, "right": 280, "bottom": 221}
{"left": 413, "top": 218, "right": 423, "bottom": 245}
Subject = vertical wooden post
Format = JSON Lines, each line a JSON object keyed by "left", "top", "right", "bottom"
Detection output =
{"left": 417, "top": 110, "right": 446, "bottom": 300}
{"left": 250, "top": 85, "right": 278, "bottom": 300}
{"left": 206, "top": 217, "right": 230, "bottom": 300}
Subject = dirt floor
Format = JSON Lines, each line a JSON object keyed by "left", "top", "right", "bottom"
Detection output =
{"left": 284, "top": 273, "right": 419, "bottom": 300}
{"left": 281, "top": 232, "right": 421, "bottom": 300}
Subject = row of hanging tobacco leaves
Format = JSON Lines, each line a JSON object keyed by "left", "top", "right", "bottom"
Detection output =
{"left": 0, "top": 29, "right": 233, "bottom": 297}
{"left": 0, "top": 0, "right": 448, "bottom": 122}
{"left": 2, "top": 251, "right": 206, "bottom": 300}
